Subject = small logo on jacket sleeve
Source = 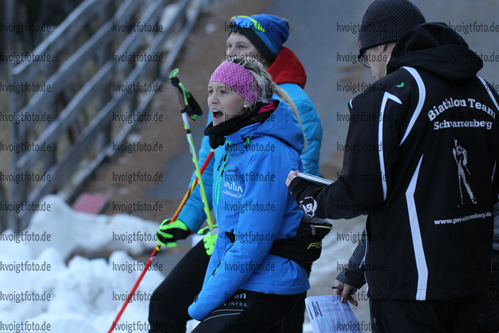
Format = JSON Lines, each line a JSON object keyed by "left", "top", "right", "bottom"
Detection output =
{"left": 300, "top": 197, "right": 318, "bottom": 217}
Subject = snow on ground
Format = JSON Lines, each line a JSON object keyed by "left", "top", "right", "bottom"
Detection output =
{"left": 24, "top": 195, "right": 160, "bottom": 260}
{"left": 0, "top": 195, "right": 162, "bottom": 333}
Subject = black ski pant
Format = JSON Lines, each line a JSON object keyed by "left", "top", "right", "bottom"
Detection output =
{"left": 148, "top": 239, "right": 206, "bottom": 333}
{"left": 369, "top": 297, "right": 485, "bottom": 333}
{"left": 148, "top": 240, "right": 310, "bottom": 333}
{"left": 191, "top": 290, "right": 300, "bottom": 333}
{"left": 477, "top": 250, "right": 499, "bottom": 333}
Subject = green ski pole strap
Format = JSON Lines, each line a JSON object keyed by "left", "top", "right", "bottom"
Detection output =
{"left": 169, "top": 68, "right": 203, "bottom": 121}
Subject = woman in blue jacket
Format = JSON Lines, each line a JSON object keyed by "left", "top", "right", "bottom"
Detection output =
{"left": 149, "top": 14, "right": 320, "bottom": 333}
{"left": 162, "top": 14, "right": 321, "bottom": 237}
{"left": 188, "top": 55, "right": 308, "bottom": 332}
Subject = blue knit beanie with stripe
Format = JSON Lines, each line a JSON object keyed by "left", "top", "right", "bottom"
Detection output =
{"left": 229, "top": 14, "right": 290, "bottom": 64}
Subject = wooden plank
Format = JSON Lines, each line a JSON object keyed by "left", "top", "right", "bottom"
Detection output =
{"left": 12, "top": 0, "right": 111, "bottom": 83}
{"left": 16, "top": 62, "right": 115, "bottom": 172}
{"left": 11, "top": 0, "right": 142, "bottom": 231}
{"left": 42, "top": 45, "right": 168, "bottom": 186}
{"left": 141, "top": 0, "right": 191, "bottom": 62}
{"left": 14, "top": 0, "right": 143, "bottom": 114}
{"left": 55, "top": 0, "right": 202, "bottom": 202}
{"left": 16, "top": 21, "right": 113, "bottom": 139}
{"left": 159, "top": 0, "right": 202, "bottom": 80}
{"left": 96, "top": 4, "right": 114, "bottom": 153}
{"left": 106, "top": 0, "right": 202, "bottom": 157}
{"left": 0, "top": 183, "right": 8, "bottom": 233}
{"left": 14, "top": 0, "right": 208, "bottom": 231}
{"left": 112, "top": 0, "right": 167, "bottom": 73}
{"left": 38, "top": 95, "right": 128, "bottom": 195}
{"left": 113, "top": 0, "right": 142, "bottom": 26}
{"left": 17, "top": 0, "right": 172, "bottom": 168}
{"left": 17, "top": 0, "right": 165, "bottom": 138}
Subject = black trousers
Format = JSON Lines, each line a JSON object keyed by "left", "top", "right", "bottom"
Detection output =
{"left": 148, "top": 240, "right": 207, "bottom": 333}
{"left": 369, "top": 297, "right": 485, "bottom": 333}
{"left": 477, "top": 251, "right": 499, "bottom": 333}
{"left": 191, "top": 290, "right": 300, "bottom": 333}
{"left": 148, "top": 240, "right": 310, "bottom": 333}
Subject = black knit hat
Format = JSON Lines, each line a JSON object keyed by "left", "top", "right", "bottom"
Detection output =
{"left": 358, "top": 0, "right": 426, "bottom": 57}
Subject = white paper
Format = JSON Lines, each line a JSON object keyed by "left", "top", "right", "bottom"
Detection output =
{"left": 305, "top": 295, "right": 363, "bottom": 333}
{"left": 297, "top": 173, "right": 334, "bottom": 185}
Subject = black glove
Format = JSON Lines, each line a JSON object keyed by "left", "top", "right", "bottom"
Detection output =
{"left": 156, "top": 219, "right": 191, "bottom": 247}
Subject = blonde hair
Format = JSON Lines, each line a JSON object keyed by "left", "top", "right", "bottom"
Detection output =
{"left": 223, "top": 56, "right": 307, "bottom": 147}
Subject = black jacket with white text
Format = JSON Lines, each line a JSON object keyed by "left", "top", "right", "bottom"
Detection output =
{"left": 289, "top": 22, "right": 499, "bottom": 300}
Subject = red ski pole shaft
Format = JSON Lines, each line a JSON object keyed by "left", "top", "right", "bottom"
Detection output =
{"left": 108, "top": 245, "right": 160, "bottom": 333}
{"left": 171, "top": 149, "right": 214, "bottom": 222}
{"left": 107, "top": 149, "right": 214, "bottom": 332}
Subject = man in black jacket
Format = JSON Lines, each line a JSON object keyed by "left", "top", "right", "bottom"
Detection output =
{"left": 286, "top": 0, "right": 499, "bottom": 332}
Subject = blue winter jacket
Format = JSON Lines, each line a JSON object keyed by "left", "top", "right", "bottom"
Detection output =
{"left": 178, "top": 49, "right": 322, "bottom": 232}
{"left": 187, "top": 96, "right": 310, "bottom": 320}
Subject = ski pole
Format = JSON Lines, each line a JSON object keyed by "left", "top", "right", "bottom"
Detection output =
{"left": 170, "top": 68, "right": 214, "bottom": 230}
{"left": 108, "top": 244, "right": 159, "bottom": 333}
{"left": 107, "top": 149, "right": 214, "bottom": 333}
{"left": 171, "top": 149, "right": 214, "bottom": 222}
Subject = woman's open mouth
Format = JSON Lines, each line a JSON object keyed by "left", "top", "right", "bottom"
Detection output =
{"left": 213, "top": 110, "right": 224, "bottom": 121}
